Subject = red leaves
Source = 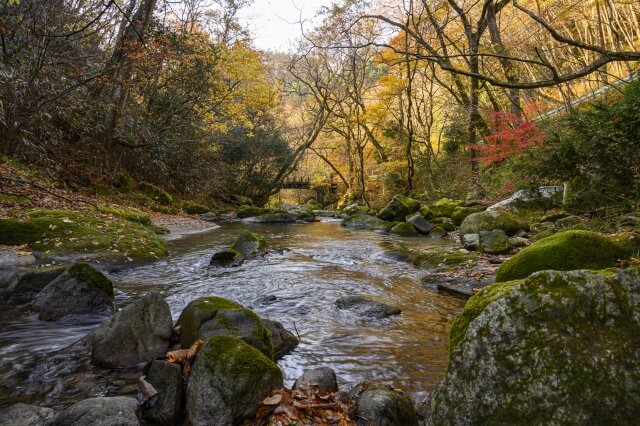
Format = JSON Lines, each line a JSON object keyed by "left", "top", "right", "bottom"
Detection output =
{"left": 473, "top": 110, "right": 546, "bottom": 164}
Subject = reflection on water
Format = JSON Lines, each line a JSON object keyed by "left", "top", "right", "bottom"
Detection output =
{"left": 0, "top": 220, "right": 466, "bottom": 408}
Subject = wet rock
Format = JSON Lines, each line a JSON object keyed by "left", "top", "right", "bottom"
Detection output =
{"left": 232, "top": 230, "right": 267, "bottom": 258}
{"left": 342, "top": 204, "right": 370, "bottom": 216}
{"left": 429, "top": 226, "right": 446, "bottom": 238}
{"left": 245, "top": 213, "right": 296, "bottom": 223}
{"left": 210, "top": 248, "right": 244, "bottom": 267}
{"left": 342, "top": 213, "right": 386, "bottom": 230}
{"left": 1, "top": 265, "right": 65, "bottom": 304}
{"left": 381, "top": 249, "right": 412, "bottom": 262}
{"left": 186, "top": 336, "right": 283, "bottom": 426}
{"left": 176, "top": 296, "right": 273, "bottom": 359}
{"left": 461, "top": 233, "right": 480, "bottom": 251}
{"left": 509, "top": 236, "right": 529, "bottom": 247}
{"left": 50, "top": 396, "right": 139, "bottom": 426}
{"left": 313, "top": 210, "right": 338, "bottom": 218}
{"left": 255, "top": 294, "right": 277, "bottom": 305}
{"left": 486, "top": 186, "right": 563, "bottom": 213}
{"left": 427, "top": 269, "right": 640, "bottom": 425}
{"left": 336, "top": 296, "right": 401, "bottom": 319}
{"left": 279, "top": 204, "right": 315, "bottom": 222}
{"left": 142, "top": 361, "right": 183, "bottom": 425}
{"left": 390, "top": 222, "right": 419, "bottom": 237}
{"left": 377, "top": 195, "right": 421, "bottom": 222}
{"left": 294, "top": 367, "right": 338, "bottom": 392}
{"left": 0, "top": 403, "right": 55, "bottom": 426}
{"left": 478, "top": 229, "right": 513, "bottom": 254}
{"left": 32, "top": 263, "right": 114, "bottom": 321}
{"left": 90, "top": 291, "right": 172, "bottom": 368}
{"left": 459, "top": 210, "right": 529, "bottom": 238}
{"left": 436, "top": 283, "right": 474, "bottom": 299}
{"left": 349, "top": 383, "right": 419, "bottom": 426}
{"left": 496, "top": 230, "right": 640, "bottom": 282}
{"left": 406, "top": 213, "right": 433, "bottom": 234}
{"left": 262, "top": 318, "right": 299, "bottom": 359}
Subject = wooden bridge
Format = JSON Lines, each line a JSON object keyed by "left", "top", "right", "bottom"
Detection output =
{"left": 281, "top": 176, "right": 338, "bottom": 193}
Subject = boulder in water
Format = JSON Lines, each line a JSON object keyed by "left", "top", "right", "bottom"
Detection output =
{"left": 349, "top": 383, "right": 419, "bottom": 426}
{"left": 50, "top": 396, "right": 139, "bottom": 426}
{"left": 32, "top": 263, "right": 114, "bottom": 321}
{"left": 342, "top": 213, "right": 386, "bottom": 230}
{"left": 186, "top": 335, "right": 283, "bottom": 425}
{"left": 262, "top": 318, "right": 299, "bottom": 359}
{"left": 390, "top": 222, "right": 419, "bottom": 237}
{"left": 406, "top": 213, "right": 433, "bottom": 234}
{"left": 336, "top": 296, "right": 401, "bottom": 319}
{"left": 210, "top": 248, "right": 244, "bottom": 267}
{"left": 294, "top": 367, "right": 338, "bottom": 392}
{"left": 0, "top": 403, "right": 55, "bottom": 426}
{"left": 90, "top": 291, "right": 172, "bottom": 368}
{"left": 142, "top": 361, "right": 183, "bottom": 425}
{"left": 245, "top": 213, "right": 296, "bottom": 223}
{"left": 232, "top": 230, "right": 267, "bottom": 258}
{"left": 1, "top": 265, "right": 65, "bottom": 304}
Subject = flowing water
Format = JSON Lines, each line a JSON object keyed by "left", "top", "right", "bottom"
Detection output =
{"left": 0, "top": 220, "right": 466, "bottom": 409}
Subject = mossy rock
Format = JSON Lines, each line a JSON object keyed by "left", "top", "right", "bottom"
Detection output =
{"left": 390, "top": 222, "right": 419, "bottom": 237}
{"left": 113, "top": 175, "right": 135, "bottom": 193}
{"left": 0, "top": 209, "right": 167, "bottom": 262}
{"left": 349, "top": 383, "right": 419, "bottom": 426}
{"left": 237, "top": 205, "right": 266, "bottom": 218}
{"left": 377, "top": 195, "right": 421, "bottom": 221}
{"left": 210, "top": 248, "right": 244, "bottom": 267}
{"left": 428, "top": 268, "right": 640, "bottom": 425}
{"left": 451, "top": 206, "right": 480, "bottom": 226}
{"left": 430, "top": 226, "right": 447, "bottom": 238}
{"left": 419, "top": 206, "right": 434, "bottom": 219}
{"left": 67, "top": 262, "right": 114, "bottom": 297}
{"left": 138, "top": 182, "right": 173, "bottom": 206}
{"left": 2, "top": 265, "right": 66, "bottom": 304}
{"left": 342, "top": 204, "right": 371, "bottom": 216}
{"left": 186, "top": 336, "right": 283, "bottom": 426}
{"left": 342, "top": 213, "right": 386, "bottom": 230}
{"left": 496, "top": 230, "right": 639, "bottom": 282}
{"left": 429, "top": 198, "right": 463, "bottom": 218}
{"left": 232, "top": 231, "right": 267, "bottom": 258}
{"left": 478, "top": 230, "right": 513, "bottom": 255}
{"left": 184, "top": 203, "right": 210, "bottom": 215}
{"left": 176, "top": 296, "right": 273, "bottom": 359}
{"left": 459, "top": 210, "right": 530, "bottom": 238}
{"left": 98, "top": 204, "right": 152, "bottom": 226}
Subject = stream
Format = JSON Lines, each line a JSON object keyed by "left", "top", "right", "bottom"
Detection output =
{"left": 0, "top": 219, "right": 466, "bottom": 409}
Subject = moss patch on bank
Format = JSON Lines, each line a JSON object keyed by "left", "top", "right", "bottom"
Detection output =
{"left": 0, "top": 209, "right": 167, "bottom": 262}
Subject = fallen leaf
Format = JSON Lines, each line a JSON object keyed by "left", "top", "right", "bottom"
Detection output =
{"left": 262, "top": 394, "right": 283, "bottom": 405}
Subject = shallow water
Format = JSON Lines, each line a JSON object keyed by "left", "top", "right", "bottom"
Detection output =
{"left": 0, "top": 220, "right": 466, "bottom": 408}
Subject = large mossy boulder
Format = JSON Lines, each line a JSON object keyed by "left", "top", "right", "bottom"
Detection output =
{"left": 210, "top": 248, "right": 244, "bottom": 267}
{"left": 459, "top": 210, "right": 529, "bottom": 238}
{"left": 427, "top": 268, "right": 640, "bottom": 425}
{"left": 429, "top": 198, "right": 463, "bottom": 218}
{"left": 279, "top": 204, "right": 316, "bottom": 222}
{"left": 406, "top": 212, "right": 433, "bottom": 234}
{"left": 349, "top": 383, "right": 419, "bottom": 426}
{"left": 478, "top": 229, "right": 513, "bottom": 254}
{"left": 390, "top": 222, "right": 419, "bottom": 237}
{"left": 451, "top": 206, "right": 480, "bottom": 226}
{"left": 487, "top": 185, "right": 562, "bottom": 213}
{"left": 90, "top": 291, "right": 172, "bottom": 368}
{"left": 237, "top": 205, "right": 265, "bottom": 218}
{"left": 232, "top": 230, "right": 267, "bottom": 258}
{"left": 342, "top": 213, "right": 386, "bottom": 230}
{"left": 50, "top": 396, "right": 139, "bottom": 426}
{"left": 176, "top": 296, "right": 273, "bottom": 359}
{"left": 186, "top": 336, "right": 283, "bottom": 426}
{"left": 496, "top": 230, "right": 640, "bottom": 282}
{"left": 377, "top": 195, "right": 420, "bottom": 221}
{"left": 32, "top": 263, "right": 114, "bottom": 321}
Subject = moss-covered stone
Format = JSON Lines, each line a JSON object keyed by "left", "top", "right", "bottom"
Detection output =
{"left": 210, "top": 248, "right": 244, "bottom": 267}
{"left": 67, "top": 262, "right": 114, "bottom": 297}
{"left": 459, "top": 210, "right": 530, "bottom": 238}
{"left": 342, "top": 213, "right": 386, "bottom": 230}
{"left": 478, "top": 229, "right": 513, "bottom": 255}
{"left": 451, "top": 206, "right": 480, "bottom": 226}
{"left": 377, "top": 195, "right": 421, "bottom": 221}
{"left": 232, "top": 230, "right": 267, "bottom": 258}
{"left": 0, "top": 209, "right": 167, "bottom": 262}
{"left": 113, "top": 175, "right": 135, "bottom": 193}
{"left": 97, "top": 204, "right": 152, "bottom": 226}
{"left": 419, "top": 206, "right": 434, "bottom": 219}
{"left": 138, "top": 182, "right": 173, "bottom": 205}
{"left": 184, "top": 202, "right": 210, "bottom": 215}
{"left": 496, "top": 230, "right": 639, "bottom": 282}
{"left": 430, "top": 226, "right": 446, "bottom": 238}
{"left": 237, "top": 205, "right": 265, "bottom": 218}
{"left": 186, "top": 335, "right": 283, "bottom": 425}
{"left": 427, "top": 268, "right": 640, "bottom": 425}
{"left": 390, "top": 222, "right": 418, "bottom": 236}
{"left": 429, "top": 198, "right": 463, "bottom": 218}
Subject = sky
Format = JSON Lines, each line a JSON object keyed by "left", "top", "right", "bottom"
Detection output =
{"left": 238, "top": 0, "right": 335, "bottom": 52}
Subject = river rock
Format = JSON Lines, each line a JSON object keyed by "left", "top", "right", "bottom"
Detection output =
{"left": 210, "top": 248, "right": 244, "bottom": 267}
{"left": 280, "top": 204, "right": 315, "bottom": 222}
{"left": 496, "top": 230, "right": 640, "bottom": 282}
{"left": 294, "top": 367, "right": 338, "bottom": 392}
{"left": 377, "top": 195, "right": 421, "bottom": 221}
{"left": 236, "top": 205, "right": 265, "bottom": 218}
{"left": 142, "top": 361, "right": 183, "bottom": 425}
{"left": 349, "top": 383, "right": 419, "bottom": 426}
{"left": 427, "top": 268, "right": 640, "bottom": 425}
{"left": 461, "top": 233, "right": 480, "bottom": 251}
{"left": 451, "top": 206, "right": 480, "bottom": 225}
{"left": 342, "top": 213, "right": 386, "bottom": 230}
{"left": 262, "top": 318, "right": 299, "bottom": 359}
{"left": 336, "top": 296, "right": 401, "bottom": 318}
{"left": 50, "top": 396, "right": 139, "bottom": 426}
{"left": 478, "top": 229, "right": 513, "bottom": 254}
{"left": 342, "top": 204, "right": 371, "bottom": 216}
{"left": 390, "top": 222, "right": 419, "bottom": 237}
{"left": 245, "top": 213, "right": 296, "bottom": 223}
{"left": 429, "top": 198, "right": 463, "bottom": 218}
{"left": 32, "top": 263, "right": 114, "bottom": 321}
{"left": 554, "top": 214, "right": 582, "bottom": 228}
{"left": 232, "top": 230, "right": 267, "bottom": 258}
{"left": 486, "top": 186, "right": 563, "bottom": 213}
{"left": 1, "top": 265, "right": 65, "bottom": 304}
{"left": 176, "top": 296, "right": 273, "bottom": 359}
{"left": 429, "top": 226, "right": 446, "bottom": 238}
{"left": 459, "top": 210, "right": 529, "bottom": 239}
{"left": 313, "top": 210, "right": 338, "bottom": 218}
{"left": 90, "top": 291, "right": 172, "bottom": 368}
{"left": 0, "top": 403, "right": 55, "bottom": 426}
{"left": 406, "top": 213, "right": 433, "bottom": 234}
{"left": 186, "top": 335, "right": 283, "bottom": 425}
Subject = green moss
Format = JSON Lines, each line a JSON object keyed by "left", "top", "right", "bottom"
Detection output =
{"left": 390, "top": 222, "right": 418, "bottom": 236}
{"left": 531, "top": 229, "right": 556, "bottom": 242}
{"left": 138, "top": 182, "right": 173, "bottom": 205}
{"left": 200, "top": 335, "right": 282, "bottom": 382}
{"left": 0, "top": 209, "right": 167, "bottom": 262}
{"left": 419, "top": 206, "right": 434, "bottom": 219}
{"left": 232, "top": 231, "right": 267, "bottom": 254}
{"left": 237, "top": 205, "right": 265, "bottom": 218}
{"left": 496, "top": 230, "right": 638, "bottom": 282}
{"left": 460, "top": 210, "right": 530, "bottom": 236}
{"left": 430, "top": 198, "right": 463, "bottom": 218}
{"left": 409, "top": 250, "right": 476, "bottom": 269}
{"left": 448, "top": 279, "right": 521, "bottom": 355}
{"left": 67, "top": 262, "right": 113, "bottom": 297}
{"left": 0, "top": 193, "right": 30, "bottom": 204}
{"left": 184, "top": 202, "right": 210, "bottom": 215}
{"left": 451, "top": 207, "right": 480, "bottom": 226}
{"left": 113, "top": 175, "right": 135, "bottom": 193}
{"left": 98, "top": 204, "right": 152, "bottom": 226}
{"left": 190, "top": 296, "right": 244, "bottom": 313}
{"left": 94, "top": 185, "right": 112, "bottom": 196}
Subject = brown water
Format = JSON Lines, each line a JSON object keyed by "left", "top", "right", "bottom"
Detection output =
{"left": 0, "top": 220, "right": 466, "bottom": 408}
